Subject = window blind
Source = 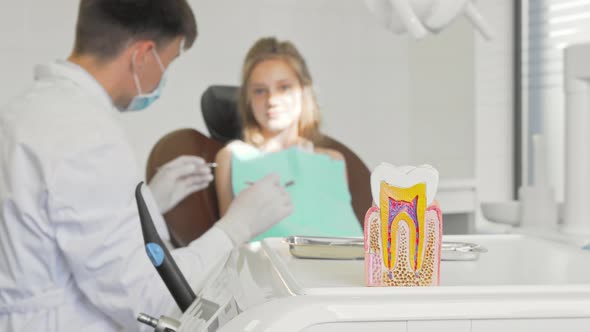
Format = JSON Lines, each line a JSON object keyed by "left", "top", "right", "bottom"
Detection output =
{"left": 523, "top": 0, "right": 590, "bottom": 198}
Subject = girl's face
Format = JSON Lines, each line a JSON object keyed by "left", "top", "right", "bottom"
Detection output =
{"left": 247, "top": 58, "right": 303, "bottom": 136}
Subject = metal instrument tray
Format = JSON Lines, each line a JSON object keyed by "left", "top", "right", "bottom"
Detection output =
{"left": 285, "top": 236, "right": 487, "bottom": 261}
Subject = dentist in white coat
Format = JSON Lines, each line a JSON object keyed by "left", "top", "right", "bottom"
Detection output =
{"left": 0, "top": 1, "right": 293, "bottom": 331}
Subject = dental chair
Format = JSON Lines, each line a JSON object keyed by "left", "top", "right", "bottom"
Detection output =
{"left": 146, "top": 129, "right": 223, "bottom": 247}
{"left": 146, "top": 85, "right": 371, "bottom": 247}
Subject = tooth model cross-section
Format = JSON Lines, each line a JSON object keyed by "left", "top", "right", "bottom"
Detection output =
{"left": 365, "top": 163, "right": 442, "bottom": 287}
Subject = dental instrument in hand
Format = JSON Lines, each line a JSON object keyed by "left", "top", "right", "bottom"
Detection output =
{"left": 245, "top": 180, "right": 295, "bottom": 187}
{"left": 155, "top": 160, "right": 216, "bottom": 171}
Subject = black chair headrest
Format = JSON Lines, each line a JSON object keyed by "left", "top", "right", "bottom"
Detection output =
{"left": 200, "top": 85, "right": 242, "bottom": 143}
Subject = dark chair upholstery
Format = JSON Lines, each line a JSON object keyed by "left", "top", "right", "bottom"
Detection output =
{"left": 146, "top": 129, "right": 223, "bottom": 247}
{"left": 318, "top": 136, "right": 372, "bottom": 225}
{"left": 146, "top": 85, "right": 372, "bottom": 247}
{"left": 201, "top": 85, "right": 242, "bottom": 143}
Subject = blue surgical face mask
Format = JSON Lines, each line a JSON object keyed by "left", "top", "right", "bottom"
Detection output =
{"left": 124, "top": 49, "right": 167, "bottom": 112}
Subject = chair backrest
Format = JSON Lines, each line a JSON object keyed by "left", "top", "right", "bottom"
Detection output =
{"left": 147, "top": 85, "right": 372, "bottom": 247}
{"left": 146, "top": 129, "right": 223, "bottom": 247}
{"left": 201, "top": 85, "right": 242, "bottom": 143}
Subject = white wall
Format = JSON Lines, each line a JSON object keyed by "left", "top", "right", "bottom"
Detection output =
{"left": 408, "top": 18, "right": 475, "bottom": 178}
{"left": 0, "top": 0, "right": 512, "bottom": 232}
{"left": 474, "top": 0, "right": 516, "bottom": 232}
{"left": 0, "top": 1, "right": 79, "bottom": 105}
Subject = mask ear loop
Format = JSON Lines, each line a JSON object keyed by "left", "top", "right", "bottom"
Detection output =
{"left": 131, "top": 49, "right": 144, "bottom": 95}
{"left": 151, "top": 48, "right": 166, "bottom": 72}
{"left": 178, "top": 37, "right": 186, "bottom": 56}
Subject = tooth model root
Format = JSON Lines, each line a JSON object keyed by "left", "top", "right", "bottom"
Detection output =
{"left": 365, "top": 182, "right": 443, "bottom": 287}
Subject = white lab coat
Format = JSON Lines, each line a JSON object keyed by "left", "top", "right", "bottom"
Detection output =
{"left": 0, "top": 61, "right": 234, "bottom": 332}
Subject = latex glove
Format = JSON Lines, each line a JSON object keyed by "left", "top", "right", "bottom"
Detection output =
{"left": 215, "top": 173, "right": 293, "bottom": 245}
{"left": 149, "top": 155, "right": 214, "bottom": 214}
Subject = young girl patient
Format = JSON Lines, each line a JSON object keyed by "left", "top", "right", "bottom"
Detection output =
{"left": 214, "top": 37, "right": 362, "bottom": 240}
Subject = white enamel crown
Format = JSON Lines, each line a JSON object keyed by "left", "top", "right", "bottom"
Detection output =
{"left": 370, "top": 162, "right": 439, "bottom": 206}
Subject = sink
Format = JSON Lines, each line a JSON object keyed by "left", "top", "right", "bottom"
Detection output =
{"left": 481, "top": 200, "right": 565, "bottom": 227}
{"left": 481, "top": 201, "right": 521, "bottom": 226}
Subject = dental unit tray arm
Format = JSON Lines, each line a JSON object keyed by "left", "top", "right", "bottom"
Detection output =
{"left": 135, "top": 182, "right": 196, "bottom": 312}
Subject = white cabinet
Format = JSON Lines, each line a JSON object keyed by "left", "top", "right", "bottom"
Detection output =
{"left": 296, "top": 318, "right": 590, "bottom": 331}
{"left": 438, "top": 179, "right": 477, "bottom": 234}
{"left": 302, "top": 321, "right": 406, "bottom": 332}
{"left": 471, "top": 318, "right": 590, "bottom": 332}
{"left": 408, "top": 320, "right": 471, "bottom": 332}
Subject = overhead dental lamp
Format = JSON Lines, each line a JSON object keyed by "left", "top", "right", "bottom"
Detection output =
{"left": 365, "top": 0, "right": 493, "bottom": 40}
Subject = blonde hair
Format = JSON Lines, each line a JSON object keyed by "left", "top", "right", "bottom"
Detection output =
{"left": 238, "top": 37, "right": 323, "bottom": 146}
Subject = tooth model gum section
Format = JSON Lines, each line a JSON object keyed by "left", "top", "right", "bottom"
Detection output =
{"left": 364, "top": 206, "right": 382, "bottom": 285}
{"left": 365, "top": 182, "right": 442, "bottom": 286}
